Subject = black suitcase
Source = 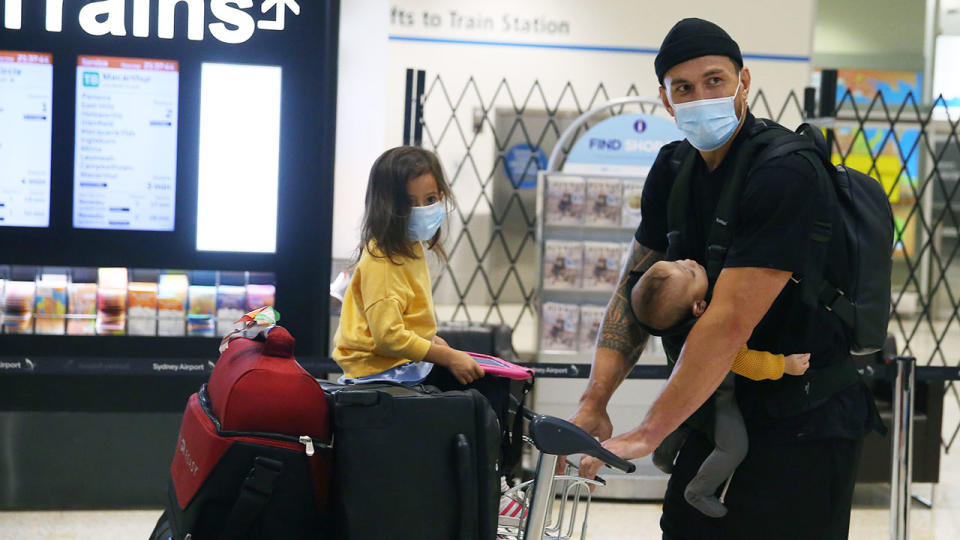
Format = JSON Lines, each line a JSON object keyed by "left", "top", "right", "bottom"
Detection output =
{"left": 329, "top": 384, "right": 500, "bottom": 540}
{"left": 435, "top": 322, "right": 531, "bottom": 479}
{"left": 436, "top": 322, "right": 515, "bottom": 362}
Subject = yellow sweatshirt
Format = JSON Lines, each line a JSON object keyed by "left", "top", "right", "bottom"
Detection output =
{"left": 731, "top": 345, "right": 786, "bottom": 381}
{"left": 333, "top": 242, "right": 436, "bottom": 379}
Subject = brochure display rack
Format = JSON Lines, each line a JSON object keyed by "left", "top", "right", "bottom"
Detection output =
{"left": 532, "top": 99, "right": 683, "bottom": 500}
{"left": 536, "top": 171, "right": 666, "bottom": 363}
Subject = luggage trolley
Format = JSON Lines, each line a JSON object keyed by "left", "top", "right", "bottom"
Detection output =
{"left": 498, "top": 410, "right": 636, "bottom": 540}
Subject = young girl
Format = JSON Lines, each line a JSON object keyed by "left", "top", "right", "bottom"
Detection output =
{"left": 332, "top": 146, "right": 484, "bottom": 386}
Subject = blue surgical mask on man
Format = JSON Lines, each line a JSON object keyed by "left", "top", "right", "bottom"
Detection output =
{"left": 668, "top": 71, "right": 743, "bottom": 151}
{"left": 407, "top": 201, "right": 446, "bottom": 242}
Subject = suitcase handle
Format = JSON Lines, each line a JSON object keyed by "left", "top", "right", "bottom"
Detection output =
{"left": 454, "top": 434, "right": 478, "bottom": 540}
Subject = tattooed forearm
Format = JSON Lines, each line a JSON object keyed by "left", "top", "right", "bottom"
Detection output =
{"left": 596, "top": 240, "right": 664, "bottom": 363}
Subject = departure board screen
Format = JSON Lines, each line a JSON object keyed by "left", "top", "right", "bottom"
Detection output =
{"left": 0, "top": 51, "right": 52, "bottom": 227}
{"left": 73, "top": 55, "right": 179, "bottom": 231}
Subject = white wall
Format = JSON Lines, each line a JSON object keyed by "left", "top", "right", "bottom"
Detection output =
{"left": 943, "top": 0, "right": 960, "bottom": 34}
{"left": 812, "top": 0, "right": 926, "bottom": 70}
{"left": 332, "top": 0, "right": 818, "bottom": 259}
{"left": 332, "top": 0, "right": 389, "bottom": 260}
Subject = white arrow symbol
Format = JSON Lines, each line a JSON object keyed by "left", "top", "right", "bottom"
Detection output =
{"left": 258, "top": 0, "right": 300, "bottom": 31}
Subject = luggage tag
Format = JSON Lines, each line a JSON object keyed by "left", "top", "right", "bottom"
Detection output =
{"left": 219, "top": 306, "right": 280, "bottom": 353}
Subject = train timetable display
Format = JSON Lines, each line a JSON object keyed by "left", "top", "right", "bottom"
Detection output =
{"left": 0, "top": 51, "right": 53, "bottom": 227}
{"left": 73, "top": 56, "right": 179, "bottom": 231}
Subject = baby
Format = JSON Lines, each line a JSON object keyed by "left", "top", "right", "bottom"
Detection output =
{"left": 631, "top": 259, "right": 810, "bottom": 518}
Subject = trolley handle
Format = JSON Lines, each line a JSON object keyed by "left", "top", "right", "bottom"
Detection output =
{"left": 527, "top": 414, "right": 637, "bottom": 474}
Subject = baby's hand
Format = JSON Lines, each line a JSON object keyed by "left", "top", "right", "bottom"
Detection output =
{"left": 784, "top": 353, "right": 811, "bottom": 376}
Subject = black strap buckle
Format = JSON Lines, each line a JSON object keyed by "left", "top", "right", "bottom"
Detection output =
{"left": 244, "top": 457, "right": 283, "bottom": 497}
{"left": 823, "top": 288, "right": 845, "bottom": 312}
{"left": 706, "top": 244, "right": 728, "bottom": 261}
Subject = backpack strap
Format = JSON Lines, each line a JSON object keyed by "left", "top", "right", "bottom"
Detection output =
{"left": 665, "top": 141, "right": 698, "bottom": 261}
{"left": 818, "top": 280, "right": 856, "bottom": 329}
{"left": 664, "top": 120, "right": 774, "bottom": 261}
{"left": 221, "top": 456, "right": 285, "bottom": 540}
{"left": 702, "top": 124, "right": 786, "bottom": 298}
{"left": 502, "top": 379, "right": 532, "bottom": 481}
{"left": 763, "top": 354, "right": 863, "bottom": 418}
{"left": 749, "top": 129, "right": 857, "bottom": 327}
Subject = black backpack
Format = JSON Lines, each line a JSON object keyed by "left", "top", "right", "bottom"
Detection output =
{"left": 667, "top": 119, "right": 894, "bottom": 355}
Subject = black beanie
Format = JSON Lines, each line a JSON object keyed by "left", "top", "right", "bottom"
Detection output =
{"left": 654, "top": 18, "right": 743, "bottom": 85}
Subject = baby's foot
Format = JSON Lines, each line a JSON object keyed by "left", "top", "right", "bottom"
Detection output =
{"left": 683, "top": 491, "right": 728, "bottom": 518}
{"left": 652, "top": 445, "right": 677, "bottom": 474}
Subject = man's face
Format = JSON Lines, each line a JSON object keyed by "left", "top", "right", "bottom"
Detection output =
{"left": 659, "top": 55, "right": 749, "bottom": 118}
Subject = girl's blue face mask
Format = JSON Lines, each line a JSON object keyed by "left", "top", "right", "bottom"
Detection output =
{"left": 407, "top": 201, "right": 446, "bottom": 242}
{"left": 667, "top": 71, "right": 743, "bottom": 151}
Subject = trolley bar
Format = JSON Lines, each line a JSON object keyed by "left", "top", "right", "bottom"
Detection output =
{"left": 523, "top": 452, "right": 559, "bottom": 540}
{"left": 890, "top": 356, "right": 916, "bottom": 540}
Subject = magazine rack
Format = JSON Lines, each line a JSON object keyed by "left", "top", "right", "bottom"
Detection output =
{"left": 531, "top": 97, "right": 678, "bottom": 500}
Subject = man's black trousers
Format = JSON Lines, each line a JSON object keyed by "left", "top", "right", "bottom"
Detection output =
{"left": 661, "top": 428, "right": 864, "bottom": 540}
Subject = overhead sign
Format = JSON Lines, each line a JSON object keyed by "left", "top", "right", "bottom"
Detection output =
{"left": 563, "top": 113, "right": 682, "bottom": 177}
{"left": 1, "top": 0, "right": 301, "bottom": 44}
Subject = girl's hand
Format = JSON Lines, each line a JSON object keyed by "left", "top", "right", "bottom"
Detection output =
{"left": 432, "top": 335, "right": 449, "bottom": 347}
{"left": 784, "top": 353, "right": 811, "bottom": 376}
{"left": 445, "top": 349, "right": 485, "bottom": 385}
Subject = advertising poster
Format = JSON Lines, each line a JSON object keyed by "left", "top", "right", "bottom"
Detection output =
{"left": 831, "top": 126, "right": 920, "bottom": 206}
{"left": 540, "top": 302, "right": 579, "bottom": 352}
{"left": 543, "top": 240, "right": 582, "bottom": 289}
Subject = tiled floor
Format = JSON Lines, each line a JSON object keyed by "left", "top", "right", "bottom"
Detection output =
{"left": 2, "top": 446, "right": 959, "bottom": 539}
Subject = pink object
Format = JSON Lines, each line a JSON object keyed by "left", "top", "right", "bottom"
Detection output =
{"left": 468, "top": 353, "right": 534, "bottom": 380}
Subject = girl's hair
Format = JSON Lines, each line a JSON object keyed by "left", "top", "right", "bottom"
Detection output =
{"left": 357, "top": 146, "right": 454, "bottom": 264}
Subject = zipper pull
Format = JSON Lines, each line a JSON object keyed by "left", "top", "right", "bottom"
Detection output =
{"left": 299, "top": 436, "right": 315, "bottom": 457}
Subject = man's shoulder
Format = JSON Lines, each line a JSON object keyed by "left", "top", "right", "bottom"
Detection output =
{"left": 745, "top": 122, "right": 824, "bottom": 193}
{"left": 655, "top": 139, "right": 687, "bottom": 170}
{"left": 645, "top": 139, "right": 687, "bottom": 188}
{"left": 746, "top": 119, "right": 822, "bottom": 176}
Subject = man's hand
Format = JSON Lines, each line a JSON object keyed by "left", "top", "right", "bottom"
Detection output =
{"left": 578, "top": 429, "right": 655, "bottom": 484}
{"left": 555, "top": 403, "right": 613, "bottom": 474}
{"left": 570, "top": 403, "right": 614, "bottom": 441}
{"left": 561, "top": 241, "right": 661, "bottom": 474}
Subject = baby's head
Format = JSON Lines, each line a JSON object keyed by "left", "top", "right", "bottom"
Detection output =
{"left": 631, "top": 259, "right": 709, "bottom": 330}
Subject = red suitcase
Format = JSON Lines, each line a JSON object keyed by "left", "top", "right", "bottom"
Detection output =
{"left": 161, "top": 325, "right": 333, "bottom": 540}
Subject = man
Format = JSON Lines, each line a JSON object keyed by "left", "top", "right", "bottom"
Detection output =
{"left": 568, "top": 18, "right": 881, "bottom": 539}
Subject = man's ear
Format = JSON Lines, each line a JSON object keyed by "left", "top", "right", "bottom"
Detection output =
{"left": 739, "top": 66, "right": 751, "bottom": 102}
{"left": 692, "top": 299, "right": 707, "bottom": 317}
{"left": 659, "top": 86, "right": 675, "bottom": 117}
